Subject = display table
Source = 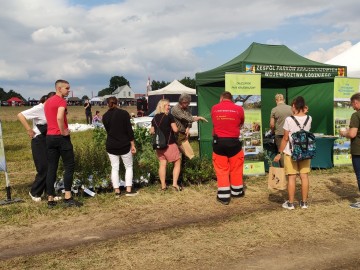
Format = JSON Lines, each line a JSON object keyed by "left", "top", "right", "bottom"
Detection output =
{"left": 311, "top": 136, "right": 338, "bottom": 169}
{"left": 263, "top": 136, "right": 338, "bottom": 170}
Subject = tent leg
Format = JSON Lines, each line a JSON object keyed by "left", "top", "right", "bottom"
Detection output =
{"left": 0, "top": 172, "right": 23, "bottom": 206}
{"left": 6, "top": 186, "right": 11, "bottom": 201}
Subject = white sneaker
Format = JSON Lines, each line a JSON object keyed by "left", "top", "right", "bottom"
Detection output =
{"left": 282, "top": 200, "right": 295, "bottom": 210}
{"left": 350, "top": 202, "right": 360, "bottom": 209}
{"left": 300, "top": 201, "right": 308, "bottom": 209}
{"left": 29, "top": 192, "right": 41, "bottom": 202}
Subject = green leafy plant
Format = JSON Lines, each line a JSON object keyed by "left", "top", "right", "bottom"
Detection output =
{"left": 92, "top": 127, "right": 107, "bottom": 147}
{"left": 73, "top": 142, "right": 110, "bottom": 188}
{"left": 182, "top": 157, "right": 216, "bottom": 185}
{"left": 133, "top": 126, "right": 152, "bottom": 152}
{"left": 58, "top": 126, "right": 216, "bottom": 189}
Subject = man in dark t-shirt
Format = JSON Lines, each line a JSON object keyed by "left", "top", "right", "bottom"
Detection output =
{"left": 84, "top": 99, "right": 92, "bottom": 124}
{"left": 270, "top": 94, "right": 292, "bottom": 167}
{"left": 340, "top": 92, "right": 360, "bottom": 209}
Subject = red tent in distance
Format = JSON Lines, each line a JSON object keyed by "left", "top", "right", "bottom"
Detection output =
{"left": 7, "top": 97, "right": 23, "bottom": 106}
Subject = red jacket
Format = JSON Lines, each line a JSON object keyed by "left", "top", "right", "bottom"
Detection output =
{"left": 211, "top": 99, "right": 244, "bottom": 138}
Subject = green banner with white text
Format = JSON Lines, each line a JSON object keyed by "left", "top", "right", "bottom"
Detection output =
{"left": 225, "top": 73, "right": 264, "bottom": 175}
{"left": 245, "top": 63, "right": 345, "bottom": 79}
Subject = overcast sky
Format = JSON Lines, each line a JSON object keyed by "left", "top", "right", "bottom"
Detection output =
{"left": 0, "top": 0, "right": 359, "bottom": 100}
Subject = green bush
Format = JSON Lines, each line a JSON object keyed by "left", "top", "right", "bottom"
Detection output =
{"left": 73, "top": 141, "right": 110, "bottom": 187}
{"left": 182, "top": 156, "right": 216, "bottom": 185}
{"left": 58, "top": 126, "right": 216, "bottom": 188}
{"left": 92, "top": 127, "right": 107, "bottom": 147}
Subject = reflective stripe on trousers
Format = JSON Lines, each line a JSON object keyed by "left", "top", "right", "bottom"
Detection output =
{"left": 212, "top": 150, "right": 244, "bottom": 196}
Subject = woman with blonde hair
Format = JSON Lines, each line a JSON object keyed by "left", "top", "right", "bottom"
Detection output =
{"left": 150, "top": 99, "right": 181, "bottom": 191}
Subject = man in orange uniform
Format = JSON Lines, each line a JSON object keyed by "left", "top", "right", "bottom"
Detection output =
{"left": 211, "top": 91, "right": 245, "bottom": 205}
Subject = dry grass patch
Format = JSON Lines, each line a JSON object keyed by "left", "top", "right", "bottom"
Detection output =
{"left": 0, "top": 105, "right": 137, "bottom": 122}
{"left": 1, "top": 200, "right": 359, "bottom": 270}
{"left": 1, "top": 106, "right": 360, "bottom": 269}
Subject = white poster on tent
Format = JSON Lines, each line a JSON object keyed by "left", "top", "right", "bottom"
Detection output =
{"left": 225, "top": 72, "right": 264, "bottom": 176}
{"left": 0, "top": 121, "right": 7, "bottom": 172}
{"left": 333, "top": 77, "right": 360, "bottom": 166}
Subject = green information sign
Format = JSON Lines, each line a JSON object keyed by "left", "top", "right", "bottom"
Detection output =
{"left": 225, "top": 73, "right": 264, "bottom": 175}
{"left": 333, "top": 77, "right": 360, "bottom": 166}
{"left": 225, "top": 73, "right": 261, "bottom": 95}
{"left": 334, "top": 77, "right": 360, "bottom": 100}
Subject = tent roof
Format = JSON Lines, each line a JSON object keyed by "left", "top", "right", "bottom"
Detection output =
{"left": 7, "top": 97, "right": 23, "bottom": 102}
{"left": 196, "top": 42, "right": 346, "bottom": 86}
{"left": 326, "top": 42, "right": 360, "bottom": 78}
{"left": 148, "top": 80, "right": 195, "bottom": 96}
{"left": 90, "top": 97, "right": 104, "bottom": 102}
{"left": 112, "top": 85, "right": 132, "bottom": 95}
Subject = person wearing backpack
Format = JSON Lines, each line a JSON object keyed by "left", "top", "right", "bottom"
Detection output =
{"left": 150, "top": 99, "right": 181, "bottom": 191}
{"left": 274, "top": 96, "right": 312, "bottom": 210}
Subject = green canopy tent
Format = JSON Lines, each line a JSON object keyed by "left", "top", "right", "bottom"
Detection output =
{"left": 195, "top": 42, "right": 347, "bottom": 158}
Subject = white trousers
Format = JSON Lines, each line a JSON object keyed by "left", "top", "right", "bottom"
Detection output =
{"left": 107, "top": 150, "right": 133, "bottom": 188}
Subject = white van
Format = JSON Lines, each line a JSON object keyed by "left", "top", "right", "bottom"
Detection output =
{"left": 132, "top": 102, "right": 198, "bottom": 137}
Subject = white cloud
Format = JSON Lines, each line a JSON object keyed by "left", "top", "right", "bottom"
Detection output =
{"left": 0, "top": 0, "right": 359, "bottom": 98}
{"left": 0, "top": 60, "right": 29, "bottom": 80}
{"left": 32, "top": 26, "right": 83, "bottom": 44}
{"left": 305, "top": 41, "right": 353, "bottom": 62}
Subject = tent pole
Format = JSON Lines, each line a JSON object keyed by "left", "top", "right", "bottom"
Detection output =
{"left": 0, "top": 121, "right": 23, "bottom": 206}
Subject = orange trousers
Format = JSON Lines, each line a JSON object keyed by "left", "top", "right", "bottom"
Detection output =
{"left": 212, "top": 150, "right": 244, "bottom": 197}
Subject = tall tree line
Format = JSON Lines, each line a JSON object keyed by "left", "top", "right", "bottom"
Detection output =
{"left": 98, "top": 75, "right": 196, "bottom": 96}
{"left": 0, "top": 87, "right": 25, "bottom": 101}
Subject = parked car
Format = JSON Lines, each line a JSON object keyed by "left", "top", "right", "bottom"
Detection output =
{"left": 132, "top": 102, "right": 199, "bottom": 137}
{"left": 1, "top": 101, "right": 8, "bottom": 106}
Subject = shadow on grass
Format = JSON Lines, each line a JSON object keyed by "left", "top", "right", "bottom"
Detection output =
{"left": 268, "top": 190, "right": 287, "bottom": 203}
{"left": 327, "top": 177, "right": 360, "bottom": 203}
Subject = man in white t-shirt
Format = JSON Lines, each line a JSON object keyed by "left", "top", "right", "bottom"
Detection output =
{"left": 17, "top": 92, "right": 57, "bottom": 202}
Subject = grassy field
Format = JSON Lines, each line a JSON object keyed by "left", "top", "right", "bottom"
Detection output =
{"left": 1, "top": 106, "right": 360, "bottom": 269}
{"left": 0, "top": 104, "right": 137, "bottom": 122}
